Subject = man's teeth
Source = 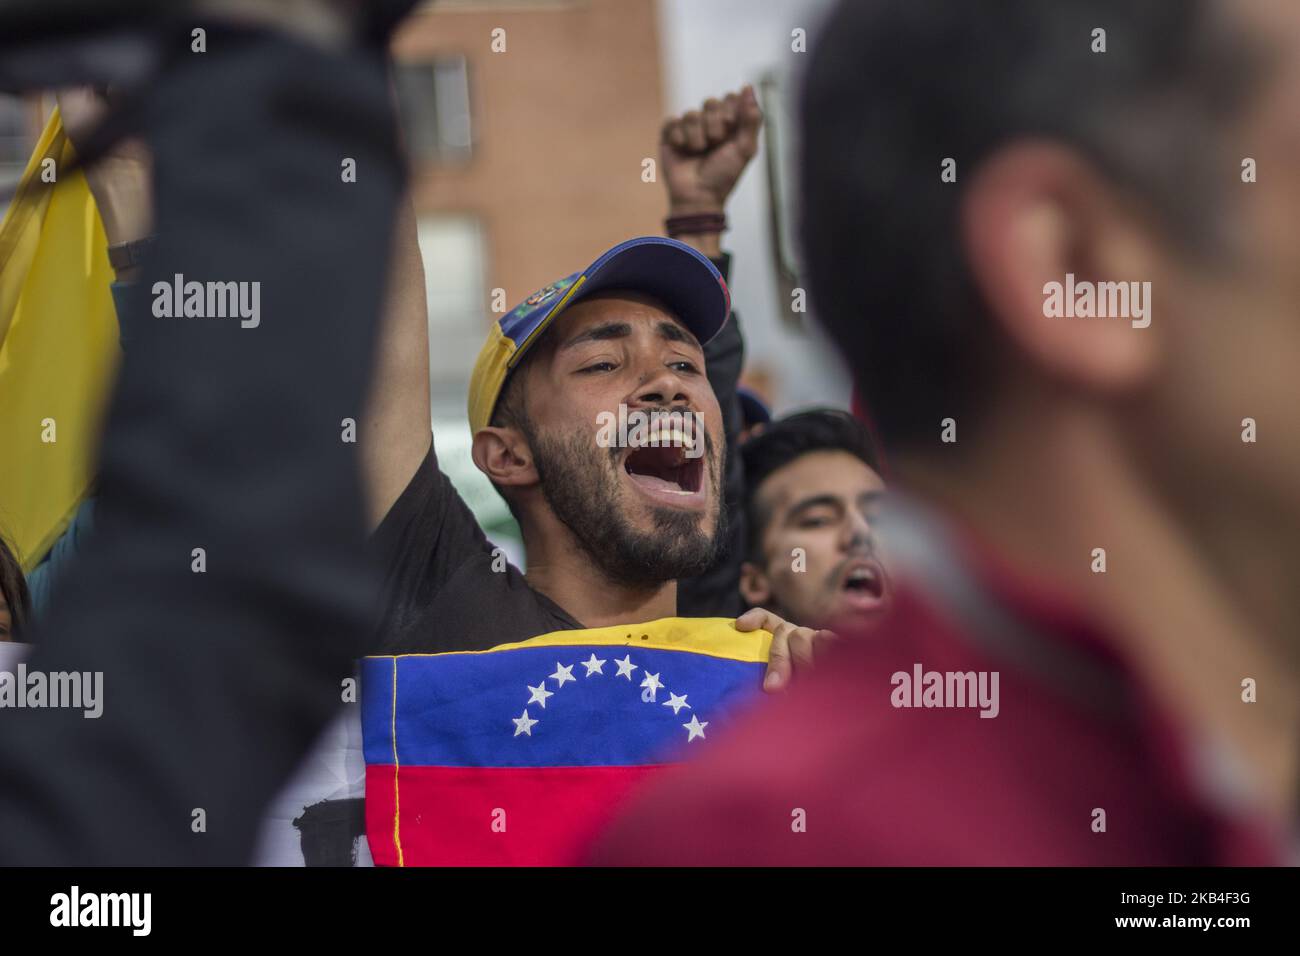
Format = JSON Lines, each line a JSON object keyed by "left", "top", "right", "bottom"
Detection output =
{"left": 646, "top": 425, "right": 696, "bottom": 449}
{"left": 845, "top": 567, "right": 879, "bottom": 592}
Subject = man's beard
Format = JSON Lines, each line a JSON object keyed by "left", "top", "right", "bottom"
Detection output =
{"left": 530, "top": 423, "right": 726, "bottom": 590}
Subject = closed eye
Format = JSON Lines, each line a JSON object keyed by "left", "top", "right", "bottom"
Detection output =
{"left": 797, "top": 515, "right": 834, "bottom": 529}
{"left": 789, "top": 498, "right": 843, "bottom": 528}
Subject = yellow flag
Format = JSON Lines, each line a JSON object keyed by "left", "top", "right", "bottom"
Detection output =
{"left": 0, "top": 108, "right": 120, "bottom": 571}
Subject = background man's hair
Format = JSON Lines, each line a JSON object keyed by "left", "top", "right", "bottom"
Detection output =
{"left": 799, "top": 0, "right": 1263, "bottom": 451}
{"left": 741, "top": 408, "right": 880, "bottom": 561}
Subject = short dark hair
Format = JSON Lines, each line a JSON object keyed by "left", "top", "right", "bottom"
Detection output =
{"left": 0, "top": 532, "right": 32, "bottom": 643}
{"left": 741, "top": 408, "right": 880, "bottom": 560}
{"left": 800, "top": 0, "right": 1263, "bottom": 450}
{"left": 489, "top": 365, "right": 529, "bottom": 434}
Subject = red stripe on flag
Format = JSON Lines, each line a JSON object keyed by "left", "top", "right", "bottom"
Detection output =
{"left": 366, "top": 764, "right": 662, "bottom": 866}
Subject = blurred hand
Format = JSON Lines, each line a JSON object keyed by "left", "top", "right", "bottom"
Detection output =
{"left": 659, "top": 85, "right": 762, "bottom": 256}
{"left": 55, "top": 88, "right": 153, "bottom": 252}
{"left": 735, "top": 606, "right": 837, "bottom": 693}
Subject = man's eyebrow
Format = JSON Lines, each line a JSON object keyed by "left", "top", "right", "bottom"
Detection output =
{"left": 785, "top": 493, "right": 843, "bottom": 520}
{"left": 558, "top": 321, "right": 632, "bottom": 352}
{"left": 657, "top": 320, "right": 700, "bottom": 347}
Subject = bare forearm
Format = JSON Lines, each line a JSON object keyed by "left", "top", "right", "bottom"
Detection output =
{"left": 660, "top": 86, "right": 761, "bottom": 261}
{"left": 360, "top": 197, "right": 432, "bottom": 529}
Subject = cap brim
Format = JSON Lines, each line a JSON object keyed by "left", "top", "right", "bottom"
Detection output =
{"left": 508, "top": 236, "right": 730, "bottom": 371}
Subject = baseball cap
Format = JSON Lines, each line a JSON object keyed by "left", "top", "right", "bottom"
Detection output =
{"left": 467, "top": 236, "right": 731, "bottom": 433}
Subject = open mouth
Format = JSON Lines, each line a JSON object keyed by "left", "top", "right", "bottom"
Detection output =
{"left": 840, "top": 560, "right": 887, "bottom": 607}
{"left": 623, "top": 444, "right": 705, "bottom": 501}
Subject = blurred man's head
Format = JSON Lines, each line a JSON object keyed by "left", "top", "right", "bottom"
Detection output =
{"left": 801, "top": 0, "right": 1300, "bottom": 629}
{"left": 469, "top": 239, "right": 730, "bottom": 590}
{"left": 739, "top": 410, "right": 887, "bottom": 630}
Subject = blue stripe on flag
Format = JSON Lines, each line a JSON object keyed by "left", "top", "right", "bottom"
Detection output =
{"left": 361, "top": 646, "right": 764, "bottom": 768}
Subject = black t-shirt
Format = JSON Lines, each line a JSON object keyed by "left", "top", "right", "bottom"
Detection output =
{"left": 368, "top": 442, "right": 582, "bottom": 655}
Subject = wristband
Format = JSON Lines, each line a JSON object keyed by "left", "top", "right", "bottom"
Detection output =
{"left": 665, "top": 212, "right": 727, "bottom": 238}
{"left": 107, "top": 236, "right": 156, "bottom": 275}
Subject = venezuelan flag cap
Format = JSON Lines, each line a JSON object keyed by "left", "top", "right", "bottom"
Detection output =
{"left": 467, "top": 236, "right": 730, "bottom": 434}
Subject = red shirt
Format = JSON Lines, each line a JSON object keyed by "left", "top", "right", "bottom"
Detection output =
{"left": 592, "top": 507, "right": 1288, "bottom": 866}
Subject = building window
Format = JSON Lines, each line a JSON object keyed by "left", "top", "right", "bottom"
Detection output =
{"left": 0, "top": 96, "right": 33, "bottom": 168}
{"left": 0, "top": 96, "right": 37, "bottom": 220}
{"left": 417, "top": 214, "right": 488, "bottom": 399}
{"left": 394, "top": 57, "right": 473, "bottom": 165}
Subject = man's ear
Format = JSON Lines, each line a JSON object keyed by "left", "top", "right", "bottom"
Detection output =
{"left": 471, "top": 426, "right": 538, "bottom": 488}
{"left": 961, "top": 140, "right": 1161, "bottom": 395}
{"left": 739, "top": 560, "right": 773, "bottom": 610}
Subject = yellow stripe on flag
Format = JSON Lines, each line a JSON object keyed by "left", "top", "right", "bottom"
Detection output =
{"left": 367, "top": 617, "right": 773, "bottom": 664}
{"left": 0, "top": 108, "right": 120, "bottom": 571}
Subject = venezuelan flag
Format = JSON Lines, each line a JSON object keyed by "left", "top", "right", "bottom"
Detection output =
{"left": 0, "top": 107, "right": 118, "bottom": 570}
{"left": 361, "top": 618, "right": 770, "bottom": 866}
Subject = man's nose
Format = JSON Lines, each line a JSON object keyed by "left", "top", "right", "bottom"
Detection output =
{"left": 841, "top": 508, "right": 873, "bottom": 552}
{"left": 630, "top": 365, "right": 692, "bottom": 409}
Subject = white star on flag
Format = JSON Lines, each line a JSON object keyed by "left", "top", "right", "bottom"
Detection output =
{"left": 527, "top": 683, "right": 553, "bottom": 709}
{"left": 663, "top": 692, "right": 690, "bottom": 714}
{"left": 614, "top": 655, "right": 638, "bottom": 680}
{"left": 639, "top": 672, "right": 663, "bottom": 702}
{"left": 550, "top": 662, "right": 576, "bottom": 687}
{"left": 683, "top": 714, "right": 708, "bottom": 742}
{"left": 513, "top": 709, "right": 539, "bottom": 737}
{"left": 581, "top": 653, "right": 607, "bottom": 677}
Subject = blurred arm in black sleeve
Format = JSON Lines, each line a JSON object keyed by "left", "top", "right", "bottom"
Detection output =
{"left": 678, "top": 252, "right": 747, "bottom": 617}
{"left": 656, "top": 87, "right": 763, "bottom": 618}
{"left": 0, "top": 15, "right": 407, "bottom": 864}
